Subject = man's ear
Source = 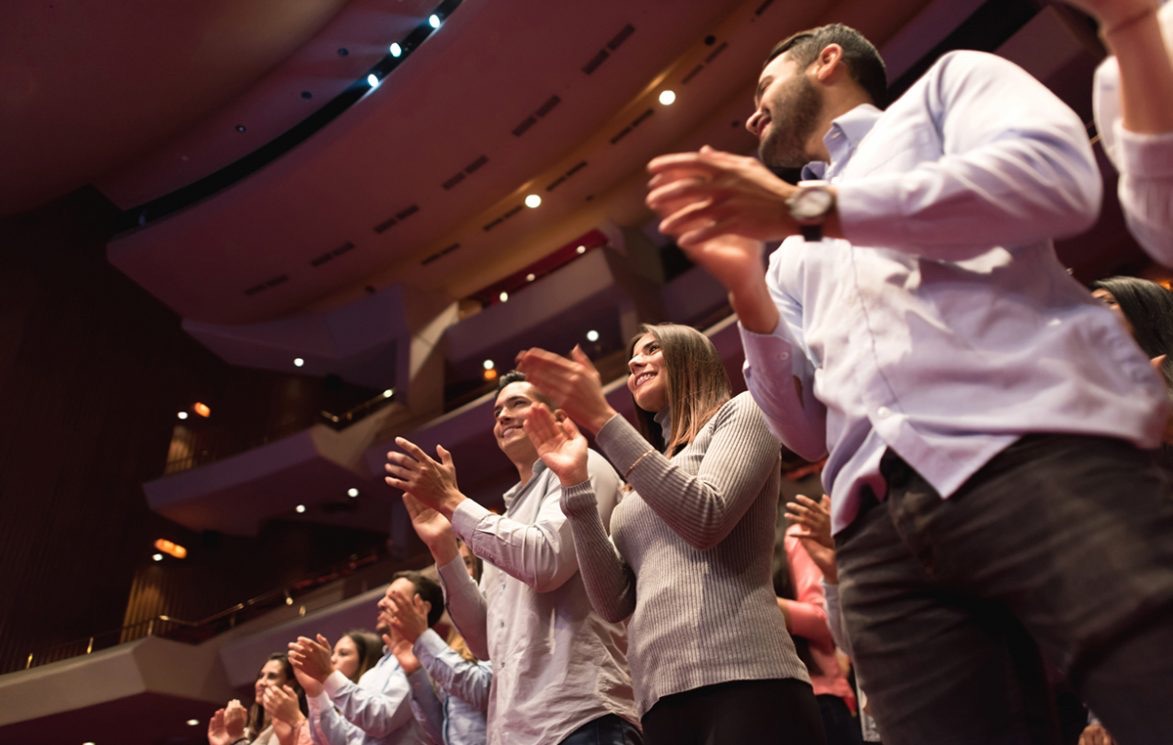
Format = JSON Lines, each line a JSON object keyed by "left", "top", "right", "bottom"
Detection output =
{"left": 813, "top": 43, "right": 845, "bottom": 83}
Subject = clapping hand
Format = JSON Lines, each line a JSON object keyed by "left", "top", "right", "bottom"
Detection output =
{"left": 524, "top": 402, "right": 590, "bottom": 487}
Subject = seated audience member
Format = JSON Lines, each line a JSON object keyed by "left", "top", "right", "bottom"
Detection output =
{"left": 388, "top": 565, "right": 490, "bottom": 745}
{"left": 1065, "top": 0, "right": 1173, "bottom": 262}
{"left": 208, "top": 653, "right": 307, "bottom": 745}
{"left": 774, "top": 509, "right": 859, "bottom": 745}
{"left": 265, "top": 631, "right": 385, "bottom": 745}
{"left": 289, "top": 580, "right": 425, "bottom": 744}
{"left": 516, "top": 324, "right": 824, "bottom": 745}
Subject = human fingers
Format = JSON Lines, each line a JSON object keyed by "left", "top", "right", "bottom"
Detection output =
{"left": 436, "top": 444, "right": 453, "bottom": 468}
{"left": 646, "top": 151, "right": 720, "bottom": 178}
{"left": 315, "top": 633, "right": 331, "bottom": 651}
{"left": 569, "top": 345, "right": 601, "bottom": 376}
{"left": 394, "top": 437, "right": 438, "bottom": 466}
{"left": 401, "top": 493, "right": 424, "bottom": 518}
{"left": 523, "top": 402, "right": 560, "bottom": 442}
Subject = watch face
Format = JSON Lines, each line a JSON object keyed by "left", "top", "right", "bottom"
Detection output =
{"left": 792, "top": 188, "right": 833, "bottom": 220}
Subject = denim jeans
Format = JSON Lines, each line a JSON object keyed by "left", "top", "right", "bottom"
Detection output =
{"left": 559, "top": 714, "right": 643, "bottom": 745}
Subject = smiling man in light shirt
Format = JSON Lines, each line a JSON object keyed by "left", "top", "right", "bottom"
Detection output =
{"left": 645, "top": 21, "right": 1173, "bottom": 745}
{"left": 384, "top": 371, "right": 640, "bottom": 745}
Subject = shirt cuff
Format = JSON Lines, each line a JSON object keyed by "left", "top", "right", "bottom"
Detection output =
{"left": 322, "top": 669, "right": 352, "bottom": 698}
{"left": 558, "top": 479, "right": 598, "bottom": 516}
{"left": 451, "top": 497, "right": 492, "bottom": 542}
{"left": 595, "top": 413, "right": 654, "bottom": 474}
{"left": 1113, "top": 120, "right": 1173, "bottom": 178}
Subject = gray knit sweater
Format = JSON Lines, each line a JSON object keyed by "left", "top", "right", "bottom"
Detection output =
{"left": 561, "top": 391, "right": 810, "bottom": 716}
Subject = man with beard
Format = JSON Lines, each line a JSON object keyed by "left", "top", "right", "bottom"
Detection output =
{"left": 645, "top": 22, "right": 1173, "bottom": 745}
{"left": 288, "top": 578, "right": 425, "bottom": 745}
{"left": 383, "top": 372, "right": 640, "bottom": 745}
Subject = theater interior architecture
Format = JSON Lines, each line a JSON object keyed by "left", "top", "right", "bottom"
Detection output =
{"left": 0, "top": 0, "right": 1166, "bottom": 743}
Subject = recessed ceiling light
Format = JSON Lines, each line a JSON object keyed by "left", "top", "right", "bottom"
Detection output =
{"left": 186, "top": 719, "right": 200, "bottom": 727}
{"left": 347, "top": 488, "right": 359, "bottom": 498}
{"left": 576, "top": 245, "right": 587, "bottom": 255}
{"left": 152, "top": 553, "right": 163, "bottom": 562}
{"left": 176, "top": 411, "right": 188, "bottom": 420}
{"left": 658, "top": 89, "right": 677, "bottom": 106}
{"left": 235, "top": 124, "right": 247, "bottom": 133}
{"left": 367, "top": 74, "right": 380, "bottom": 89}
{"left": 524, "top": 194, "right": 542, "bottom": 209}
{"left": 483, "top": 359, "right": 496, "bottom": 370}
{"left": 498, "top": 291, "right": 509, "bottom": 303}
{"left": 293, "top": 357, "right": 305, "bottom": 368}
{"left": 193, "top": 402, "right": 211, "bottom": 418}
{"left": 586, "top": 330, "right": 600, "bottom": 342}
{"left": 382, "top": 389, "right": 394, "bottom": 398}
{"left": 526, "top": 273, "right": 536, "bottom": 282}
{"left": 295, "top": 504, "right": 307, "bottom": 514}
{"left": 428, "top": 14, "right": 441, "bottom": 28}
{"left": 389, "top": 42, "right": 403, "bottom": 57}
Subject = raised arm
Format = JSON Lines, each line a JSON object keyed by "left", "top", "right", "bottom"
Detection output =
{"left": 524, "top": 402, "right": 637, "bottom": 623}
{"left": 596, "top": 394, "right": 780, "bottom": 550}
{"left": 414, "top": 628, "right": 493, "bottom": 712}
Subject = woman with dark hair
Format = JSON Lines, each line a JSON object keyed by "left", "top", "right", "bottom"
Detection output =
{"left": 1092, "top": 275, "right": 1173, "bottom": 444}
{"left": 517, "top": 323, "right": 824, "bottom": 745}
{"left": 208, "top": 653, "right": 307, "bottom": 745}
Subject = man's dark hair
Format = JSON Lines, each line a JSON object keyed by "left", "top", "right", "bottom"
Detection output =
{"left": 766, "top": 23, "right": 887, "bottom": 107}
{"left": 496, "top": 369, "right": 555, "bottom": 408}
{"left": 392, "top": 570, "right": 445, "bottom": 627}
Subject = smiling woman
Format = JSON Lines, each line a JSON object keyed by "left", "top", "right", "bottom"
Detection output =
{"left": 516, "top": 323, "right": 824, "bottom": 745}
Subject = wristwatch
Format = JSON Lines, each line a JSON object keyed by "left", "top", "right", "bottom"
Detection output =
{"left": 786, "top": 180, "right": 835, "bottom": 242}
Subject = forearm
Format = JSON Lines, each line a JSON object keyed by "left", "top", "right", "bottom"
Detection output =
{"left": 596, "top": 397, "right": 780, "bottom": 549}
{"left": 326, "top": 671, "right": 414, "bottom": 737}
{"left": 415, "top": 629, "right": 493, "bottom": 712}
{"left": 436, "top": 556, "right": 490, "bottom": 659}
{"left": 406, "top": 669, "right": 445, "bottom": 745}
{"left": 451, "top": 496, "right": 578, "bottom": 593}
{"left": 560, "top": 482, "right": 637, "bottom": 622}
{"left": 1101, "top": 5, "right": 1173, "bottom": 134}
{"left": 308, "top": 693, "right": 364, "bottom": 745}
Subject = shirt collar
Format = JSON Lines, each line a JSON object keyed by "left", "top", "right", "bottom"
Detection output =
{"left": 801, "top": 103, "right": 883, "bottom": 181}
{"left": 503, "top": 458, "right": 549, "bottom": 508}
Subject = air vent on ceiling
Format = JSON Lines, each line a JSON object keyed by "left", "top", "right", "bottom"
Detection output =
{"left": 512, "top": 95, "right": 562, "bottom": 138}
{"left": 705, "top": 41, "right": 729, "bottom": 64}
{"left": 545, "top": 160, "right": 589, "bottom": 192}
{"left": 681, "top": 63, "right": 705, "bottom": 85}
{"left": 309, "top": 240, "right": 356, "bottom": 268}
{"left": 372, "top": 204, "right": 420, "bottom": 234}
{"left": 420, "top": 242, "right": 462, "bottom": 266}
{"left": 609, "top": 108, "right": 655, "bottom": 146}
{"left": 243, "top": 273, "right": 290, "bottom": 297}
{"left": 582, "top": 23, "right": 636, "bottom": 75}
{"left": 482, "top": 203, "right": 525, "bottom": 232}
{"left": 441, "top": 154, "right": 490, "bottom": 191}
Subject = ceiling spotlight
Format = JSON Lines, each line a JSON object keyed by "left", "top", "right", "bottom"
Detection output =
{"left": 498, "top": 291, "right": 509, "bottom": 303}
{"left": 382, "top": 389, "right": 394, "bottom": 398}
{"left": 176, "top": 411, "right": 189, "bottom": 420}
{"left": 152, "top": 553, "right": 164, "bottom": 562}
{"left": 154, "top": 538, "right": 188, "bottom": 560}
{"left": 576, "top": 245, "right": 587, "bottom": 255}
{"left": 483, "top": 368, "right": 498, "bottom": 382}
{"left": 293, "top": 357, "right": 305, "bottom": 368}
{"left": 483, "top": 359, "right": 495, "bottom": 371}
{"left": 347, "top": 487, "right": 359, "bottom": 498}
{"left": 525, "top": 273, "right": 536, "bottom": 282}
{"left": 428, "top": 14, "right": 441, "bottom": 29}
{"left": 295, "top": 504, "right": 307, "bottom": 514}
{"left": 389, "top": 42, "right": 403, "bottom": 57}
{"left": 586, "top": 330, "right": 600, "bottom": 342}
{"left": 186, "top": 719, "right": 200, "bottom": 727}
{"left": 192, "top": 402, "right": 211, "bottom": 418}
{"left": 658, "top": 89, "right": 677, "bottom": 106}
{"left": 367, "top": 73, "right": 380, "bottom": 89}
{"left": 524, "top": 194, "right": 542, "bottom": 209}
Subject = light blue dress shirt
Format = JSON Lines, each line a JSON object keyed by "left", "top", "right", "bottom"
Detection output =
{"left": 739, "top": 50, "right": 1168, "bottom": 534}
{"left": 308, "top": 651, "right": 424, "bottom": 745}
{"left": 406, "top": 628, "right": 490, "bottom": 745}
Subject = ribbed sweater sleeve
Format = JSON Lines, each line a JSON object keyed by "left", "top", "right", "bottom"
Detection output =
{"left": 595, "top": 394, "right": 781, "bottom": 550}
{"left": 560, "top": 481, "right": 637, "bottom": 623}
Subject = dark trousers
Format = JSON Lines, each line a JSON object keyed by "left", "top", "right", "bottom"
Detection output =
{"left": 817, "top": 693, "right": 864, "bottom": 745}
{"left": 559, "top": 713, "right": 643, "bottom": 745}
{"left": 641, "top": 678, "right": 826, "bottom": 745}
{"left": 836, "top": 435, "right": 1173, "bottom": 745}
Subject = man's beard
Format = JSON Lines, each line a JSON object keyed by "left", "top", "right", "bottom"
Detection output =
{"left": 758, "top": 74, "right": 822, "bottom": 170}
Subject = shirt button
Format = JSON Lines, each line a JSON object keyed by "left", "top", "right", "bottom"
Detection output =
{"left": 877, "top": 406, "right": 891, "bottom": 419}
